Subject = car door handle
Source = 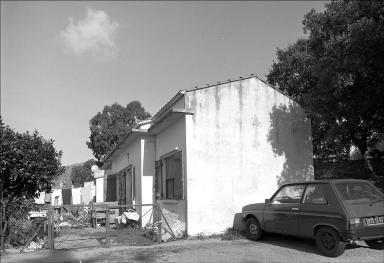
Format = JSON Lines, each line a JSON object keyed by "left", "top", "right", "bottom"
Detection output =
{"left": 291, "top": 208, "right": 299, "bottom": 211}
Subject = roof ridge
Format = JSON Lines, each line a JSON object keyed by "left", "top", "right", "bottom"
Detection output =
{"left": 187, "top": 73, "right": 256, "bottom": 92}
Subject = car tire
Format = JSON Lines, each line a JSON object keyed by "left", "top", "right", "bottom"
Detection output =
{"left": 245, "top": 217, "right": 262, "bottom": 241}
{"left": 315, "top": 227, "right": 346, "bottom": 257}
{"left": 366, "top": 239, "right": 384, "bottom": 250}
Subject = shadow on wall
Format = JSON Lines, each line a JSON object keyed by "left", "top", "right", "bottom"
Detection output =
{"left": 267, "top": 103, "right": 313, "bottom": 186}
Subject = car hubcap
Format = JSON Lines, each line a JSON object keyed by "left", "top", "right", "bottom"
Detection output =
{"left": 321, "top": 233, "right": 335, "bottom": 249}
{"left": 249, "top": 224, "right": 258, "bottom": 235}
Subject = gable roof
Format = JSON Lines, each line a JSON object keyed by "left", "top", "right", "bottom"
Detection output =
{"left": 102, "top": 73, "right": 299, "bottom": 166}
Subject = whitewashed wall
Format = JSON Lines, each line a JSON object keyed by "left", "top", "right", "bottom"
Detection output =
{"left": 185, "top": 77, "right": 314, "bottom": 235}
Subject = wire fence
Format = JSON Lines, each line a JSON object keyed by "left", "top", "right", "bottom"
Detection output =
{"left": 0, "top": 201, "right": 180, "bottom": 252}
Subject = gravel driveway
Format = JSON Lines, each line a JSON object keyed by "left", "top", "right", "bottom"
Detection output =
{"left": 2, "top": 234, "right": 383, "bottom": 263}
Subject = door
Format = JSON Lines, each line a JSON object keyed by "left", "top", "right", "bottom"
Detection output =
{"left": 264, "top": 184, "right": 306, "bottom": 235}
{"left": 117, "top": 171, "right": 127, "bottom": 206}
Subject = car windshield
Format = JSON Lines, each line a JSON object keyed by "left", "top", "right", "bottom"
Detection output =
{"left": 334, "top": 181, "right": 384, "bottom": 204}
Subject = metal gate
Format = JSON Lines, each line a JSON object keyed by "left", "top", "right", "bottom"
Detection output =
{"left": 49, "top": 203, "right": 167, "bottom": 249}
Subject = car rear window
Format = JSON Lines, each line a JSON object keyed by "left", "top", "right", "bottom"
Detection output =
{"left": 334, "top": 182, "right": 384, "bottom": 204}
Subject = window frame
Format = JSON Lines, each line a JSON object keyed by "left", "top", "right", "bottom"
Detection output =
{"left": 302, "top": 183, "right": 328, "bottom": 205}
{"left": 270, "top": 184, "right": 306, "bottom": 204}
{"left": 155, "top": 150, "right": 184, "bottom": 200}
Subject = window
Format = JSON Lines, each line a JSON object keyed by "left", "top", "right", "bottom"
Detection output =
{"left": 106, "top": 174, "right": 117, "bottom": 202}
{"left": 272, "top": 184, "right": 305, "bottom": 204}
{"left": 155, "top": 151, "right": 183, "bottom": 200}
{"left": 335, "top": 182, "right": 384, "bottom": 204}
{"left": 166, "top": 179, "right": 174, "bottom": 199}
{"left": 303, "top": 184, "right": 327, "bottom": 205}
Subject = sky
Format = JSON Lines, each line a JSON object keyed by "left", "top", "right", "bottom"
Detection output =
{"left": 1, "top": 1, "right": 326, "bottom": 166}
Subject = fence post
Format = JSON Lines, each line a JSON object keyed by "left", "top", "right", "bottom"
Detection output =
{"left": 0, "top": 201, "right": 4, "bottom": 252}
{"left": 105, "top": 205, "right": 110, "bottom": 247}
{"left": 47, "top": 204, "right": 54, "bottom": 249}
{"left": 157, "top": 222, "right": 162, "bottom": 244}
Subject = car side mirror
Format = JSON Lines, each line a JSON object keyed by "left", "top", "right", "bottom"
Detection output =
{"left": 265, "top": 199, "right": 270, "bottom": 204}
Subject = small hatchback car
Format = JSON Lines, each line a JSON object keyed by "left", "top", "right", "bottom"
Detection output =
{"left": 242, "top": 179, "right": 384, "bottom": 257}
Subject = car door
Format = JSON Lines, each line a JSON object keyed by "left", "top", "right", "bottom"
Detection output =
{"left": 264, "top": 184, "right": 306, "bottom": 235}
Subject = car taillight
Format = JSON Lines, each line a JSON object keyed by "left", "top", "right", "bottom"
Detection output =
{"left": 349, "top": 218, "right": 364, "bottom": 229}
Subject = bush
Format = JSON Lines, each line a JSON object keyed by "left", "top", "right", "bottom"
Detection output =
{"left": 4, "top": 198, "right": 45, "bottom": 247}
{"left": 7, "top": 218, "right": 33, "bottom": 247}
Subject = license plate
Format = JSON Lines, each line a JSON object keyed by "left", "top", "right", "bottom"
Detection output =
{"left": 364, "top": 216, "right": 384, "bottom": 225}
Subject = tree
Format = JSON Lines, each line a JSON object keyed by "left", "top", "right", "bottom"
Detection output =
{"left": 70, "top": 159, "right": 96, "bottom": 187}
{"left": 86, "top": 101, "right": 151, "bottom": 163}
{"left": 266, "top": 0, "right": 384, "bottom": 159}
{"left": 0, "top": 118, "right": 65, "bottom": 201}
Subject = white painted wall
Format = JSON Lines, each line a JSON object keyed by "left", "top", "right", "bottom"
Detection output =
{"left": 109, "top": 137, "right": 142, "bottom": 210}
{"left": 185, "top": 77, "right": 314, "bottom": 235}
{"left": 108, "top": 135, "right": 155, "bottom": 227}
{"left": 95, "top": 178, "right": 104, "bottom": 203}
{"left": 141, "top": 135, "right": 155, "bottom": 226}
{"left": 72, "top": 187, "right": 82, "bottom": 205}
{"left": 94, "top": 170, "right": 105, "bottom": 203}
{"left": 155, "top": 116, "right": 187, "bottom": 225}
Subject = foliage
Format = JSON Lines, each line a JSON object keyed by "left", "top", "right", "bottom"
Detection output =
{"left": 86, "top": 101, "right": 151, "bottom": 163}
{"left": 70, "top": 159, "right": 96, "bottom": 187}
{"left": 266, "top": 0, "right": 384, "bottom": 160}
{"left": 5, "top": 198, "right": 40, "bottom": 220}
{"left": 5, "top": 199, "right": 46, "bottom": 247}
{"left": 7, "top": 217, "right": 34, "bottom": 247}
{"left": 0, "top": 118, "right": 65, "bottom": 201}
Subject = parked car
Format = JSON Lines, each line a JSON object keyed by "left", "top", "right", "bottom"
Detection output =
{"left": 242, "top": 179, "right": 384, "bottom": 257}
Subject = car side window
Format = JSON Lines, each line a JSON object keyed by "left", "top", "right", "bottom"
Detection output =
{"left": 272, "top": 185, "right": 305, "bottom": 204}
{"left": 303, "top": 184, "right": 328, "bottom": 205}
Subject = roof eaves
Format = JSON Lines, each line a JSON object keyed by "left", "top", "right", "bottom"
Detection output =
{"left": 151, "top": 90, "right": 186, "bottom": 121}
{"left": 102, "top": 127, "right": 148, "bottom": 164}
{"left": 148, "top": 108, "right": 193, "bottom": 133}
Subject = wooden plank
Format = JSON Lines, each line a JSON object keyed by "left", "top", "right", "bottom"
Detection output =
{"left": 105, "top": 206, "right": 110, "bottom": 247}
{"left": 157, "top": 222, "right": 162, "bottom": 244}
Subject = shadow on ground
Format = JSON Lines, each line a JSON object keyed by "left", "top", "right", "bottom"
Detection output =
{"left": 252, "top": 233, "right": 366, "bottom": 256}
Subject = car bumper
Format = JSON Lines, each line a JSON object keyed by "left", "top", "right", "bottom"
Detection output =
{"left": 344, "top": 225, "right": 384, "bottom": 241}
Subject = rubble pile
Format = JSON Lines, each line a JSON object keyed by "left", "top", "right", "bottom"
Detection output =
{"left": 159, "top": 209, "right": 185, "bottom": 242}
{"left": 57, "top": 208, "right": 91, "bottom": 229}
{"left": 23, "top": 237, "right": 47, "bottom": 252}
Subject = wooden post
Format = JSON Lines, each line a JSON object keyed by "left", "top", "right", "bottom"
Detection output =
{"left": 156, "top": 205, "right": 162, "bottom": 244}
{"left": 105, "top": 205, "right": 110, "bottom": 247}
{"left": 0, "top": 201, "right": 4, "bottom": 252}
{"left": 47, "top": 204, "right": 54, "bottom": 249}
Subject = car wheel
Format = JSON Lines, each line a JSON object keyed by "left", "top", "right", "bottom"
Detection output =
{"left": 245, "top": 217, "right": 262, "bottom": 241}
{"left": 315, "top": 227, "right": 346, "bottom": 257}
{"left": 366, "top": 239, "right": 384, "bottom": 250}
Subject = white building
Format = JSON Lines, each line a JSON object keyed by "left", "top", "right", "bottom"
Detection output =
{"left": 102, "top": 75, "right": 314, "bottom": 235}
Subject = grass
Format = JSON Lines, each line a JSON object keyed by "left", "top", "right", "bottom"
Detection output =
{"left": 221, "top": 228, "right": 245, "bottom": 241}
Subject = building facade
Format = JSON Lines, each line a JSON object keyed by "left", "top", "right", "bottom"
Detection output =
{"left": 102, "top": 75, "right": 314, "bottom": 235}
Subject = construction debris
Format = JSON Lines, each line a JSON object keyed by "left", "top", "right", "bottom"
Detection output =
{"left": 159, "top": 208, "right": 185, "bottom": 242}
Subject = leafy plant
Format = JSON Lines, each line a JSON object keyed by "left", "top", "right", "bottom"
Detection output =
{"left": 267, "top": 0, "right": 384, "bottom": 160}
{"left": 86, "top": 101, "right": 151, "bottom": 164}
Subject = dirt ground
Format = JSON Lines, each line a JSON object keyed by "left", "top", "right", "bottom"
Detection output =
{"left": 2, "top": 234, "right": 383, "bottom": 263}
{"left": 54, "top": 227, "right": 155, "bottom": 249}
